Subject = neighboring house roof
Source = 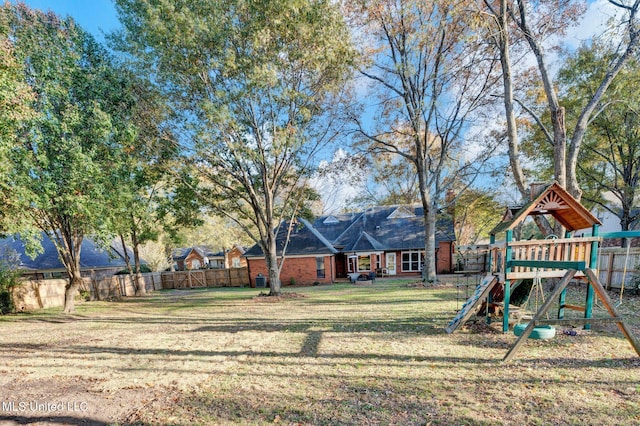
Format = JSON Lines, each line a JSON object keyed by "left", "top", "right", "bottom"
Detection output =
{"left": 172, "top": 246, "right": 211, "bottom": 261}
{"left": 171, "top": 247, "right": 193, "bottom": 261}
{"left": 173, "top": 245, "right": 246, "bottom": 260}
{"left": 0, "top": 234, "right": 131, "bottom": 272}
{"left": 244, "top": 205, "right": 456, "bottom": 257}
{"left": 208, "top": 250, "right": 225, "bottom": 260}
{"left": 208, "top": 245, "right": 247, "bottom": 259}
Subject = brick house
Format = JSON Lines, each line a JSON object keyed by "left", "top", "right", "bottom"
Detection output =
{"left": 173, "top": 245, "right": 248, "bottom": 270}
{"left": 208, "top": 245, "right": 248, "bottom": 269}
{"left": 244, "top": 205, "right": 455, "bottom": 287}
{"left": 172, "top": 247, "right": 210, "bottom": 270}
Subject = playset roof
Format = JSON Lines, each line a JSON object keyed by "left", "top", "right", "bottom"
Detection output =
{"left": 490, "top": 182, "right": 602, "bottom": 236}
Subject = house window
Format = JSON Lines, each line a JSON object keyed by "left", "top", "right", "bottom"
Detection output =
{"left": 348, "top": 256, "right": 357, "bottom": 273}
{"left": 232, "top": 257, "right": 241, "bottom": 268}
{"left": 316, "top": 257, "right": 325, "bottom": 278}
{"left": 358, "top": 255, "right": 371, "bottom": 271}
{"left": 402, "top": 250, "right": 424, "bottom": 272}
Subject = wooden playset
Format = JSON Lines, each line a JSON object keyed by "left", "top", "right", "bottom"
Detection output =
{"left": 445, "top": 182, "right": 640, "bottom": 361}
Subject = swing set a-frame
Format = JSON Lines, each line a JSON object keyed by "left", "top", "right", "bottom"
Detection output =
{"left": 445, "top": 182, "right": 640, "bottom": 362}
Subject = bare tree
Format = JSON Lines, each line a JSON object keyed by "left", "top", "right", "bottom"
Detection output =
{"left": 484, "top": 0, "right": 640, "bottom": 201}
{"left": 349, "top": 0, "right": 500, "bottom": 282}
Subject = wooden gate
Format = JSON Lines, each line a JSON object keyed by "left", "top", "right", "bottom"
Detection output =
{"left": 160, "top": 268, "right": 249, "bottom": 289}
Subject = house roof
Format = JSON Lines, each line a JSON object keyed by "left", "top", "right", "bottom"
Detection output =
{"left": 0, "top": 234, "right": 131, "bottom": 272}
{"left": 172, "top": 246, "right": 215, "bottom": 260}
{"left": 490, "top": 182, "right": 602, "bottom": 235}
{"left": 244, "top": 205, "right": 456, "bottom": 257}
{"left": 175, "top": 245, "right": 246, "bottom": 261}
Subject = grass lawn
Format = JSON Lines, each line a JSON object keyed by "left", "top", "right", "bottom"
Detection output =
{"left": 0, "top": 277, "right": 639, "bottom": 425}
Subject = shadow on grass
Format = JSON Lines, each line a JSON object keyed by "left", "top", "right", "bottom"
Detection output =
{"left": 2, "top": 334, "right": 638, "bottom": 370}
{"left": 0, "top": 415, "right": 108, "bottom": 426}
{"left": 161, "top": 382, "right": 441, "bottom": 426}
{"left": 129, "top": 368, "right": 639, "bottom": 426}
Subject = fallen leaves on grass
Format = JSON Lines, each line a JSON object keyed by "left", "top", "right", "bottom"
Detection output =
{"left": 253, "top": 292, "right": 307, "bottom": 302}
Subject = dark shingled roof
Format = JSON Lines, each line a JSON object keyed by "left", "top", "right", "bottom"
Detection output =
{"left": 244, "top": 205, "right": 455, "bottom": 257}
{"left": 0, "top": 234, "right": 130, "bottom": 271}
{"left": 172, "top": 246, "right": 217, "bottom": 261}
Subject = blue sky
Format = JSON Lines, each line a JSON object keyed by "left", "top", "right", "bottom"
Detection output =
{"left": 18, "top": 0, "right": 120, "bottom": 41}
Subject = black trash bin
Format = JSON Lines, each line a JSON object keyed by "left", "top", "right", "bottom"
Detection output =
{"left": 255, "top": 274, "right": 266, "bottom": 288}
{"left": 368, "top": 271, "right": 376, "bottom": 281}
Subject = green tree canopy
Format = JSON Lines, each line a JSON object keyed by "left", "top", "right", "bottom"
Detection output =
{"left": 113, "top": 0, "right": 356, "bottom": 295}
{"left": 0, "top": 3, "right": 138, "bottom": 312}
{"left": 557, "top": 41, "right": 640, "bottom": 234}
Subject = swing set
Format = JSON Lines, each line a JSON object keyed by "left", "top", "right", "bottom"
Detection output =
{"left": 445, "top": 182, "right": 640, "bottom": 362}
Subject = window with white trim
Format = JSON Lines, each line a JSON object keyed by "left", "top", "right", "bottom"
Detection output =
{"left": 401, "top": 250, "right": 424, "bottom": 272}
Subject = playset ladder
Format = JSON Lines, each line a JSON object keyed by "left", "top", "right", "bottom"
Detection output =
{"left": 445, "top": 274, "right": 498, "bottom": 334}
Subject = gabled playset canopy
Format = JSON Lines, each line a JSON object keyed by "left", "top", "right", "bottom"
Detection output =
{"left": 489, "top": 182, "right": 601, "bottom": 236}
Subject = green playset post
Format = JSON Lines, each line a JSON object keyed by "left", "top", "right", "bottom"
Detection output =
{"left": 583, "top": 224, "right": 600, "bottom": 330}
{"left": 502, "top": 230, "right": 513, "bottom": 333}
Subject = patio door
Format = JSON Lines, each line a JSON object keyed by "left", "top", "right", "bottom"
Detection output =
{"left": 386, "top": 253, "right": 396, "bottom": 275}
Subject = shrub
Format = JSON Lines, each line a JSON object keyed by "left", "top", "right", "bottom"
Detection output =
{"left": 0, "top": 267, "right": 22, "bottom": 315}
{"left": 0, "top": 248, "right": 22, "bottom": 315}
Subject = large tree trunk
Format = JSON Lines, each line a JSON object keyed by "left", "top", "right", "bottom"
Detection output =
{"left": 417, "top": 157, "right": 437, "bottom": 283}
{"left": 56, "top": 230, "right": 84, "bottom": 314}
{"left": 133, "top": 245, "right": 145, "bottom": 296}
{"left": 131, "top": 228, "right": 146, "bottom": 296}
{"left": 265, "top": 231, "right": 282, "bottom": 296}
{"left": 516, "top": 0, "right": 567, "bottom": 189}
{"left": 63, "top": 270, "right": 82, "bottom": 314}
{"left": 422, "top": 203, "right": 437, "bottom": 283}
{"left": 495, "top": 0, "right": 527, "bottom": 199}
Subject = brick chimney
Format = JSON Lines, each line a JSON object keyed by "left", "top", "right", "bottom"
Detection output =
{"left": 530, "top": 183, "right": 547, "bottom": 201}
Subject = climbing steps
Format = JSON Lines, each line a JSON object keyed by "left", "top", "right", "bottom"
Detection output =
{"left": 445, "top": 274, "right": 498, "bottom": 334}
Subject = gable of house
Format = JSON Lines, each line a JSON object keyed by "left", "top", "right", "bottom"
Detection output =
{"left": 172, "top": 246, "right": 213, "bottom": 270}
{"left": 227, "top": 245, "right": 247, "bottom": 268}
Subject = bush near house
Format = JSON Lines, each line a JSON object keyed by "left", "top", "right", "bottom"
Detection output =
{"left": 0, "top": 266, "right": 21, "bottom": 314}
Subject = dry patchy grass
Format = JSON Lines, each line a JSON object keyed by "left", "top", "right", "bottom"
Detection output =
{"left": 0, "top": 277, "right": 639, "bottom": 425}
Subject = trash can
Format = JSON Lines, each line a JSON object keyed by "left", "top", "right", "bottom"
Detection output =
{"left": 255, "top": 274, "right": 266, "bottom": 288}
{"left": 368, "top": 271, "right": 376, "bottom": 281}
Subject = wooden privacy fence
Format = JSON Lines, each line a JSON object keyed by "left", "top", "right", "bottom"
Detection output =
{"left": 160, "top": 268, "right": 249, "bottom": 289}
{"left": 598, "top": 247, "right": 640, "bottom": 289}
{"left": 11, "top": 272, "right": 163, "bottom": 311}
{"left": 11, "top": 269, "right": 250, "bottom": 311}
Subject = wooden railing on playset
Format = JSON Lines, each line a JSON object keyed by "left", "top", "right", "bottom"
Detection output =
{"left": 489, "top": 236, "right": 600, "bottom": 280}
